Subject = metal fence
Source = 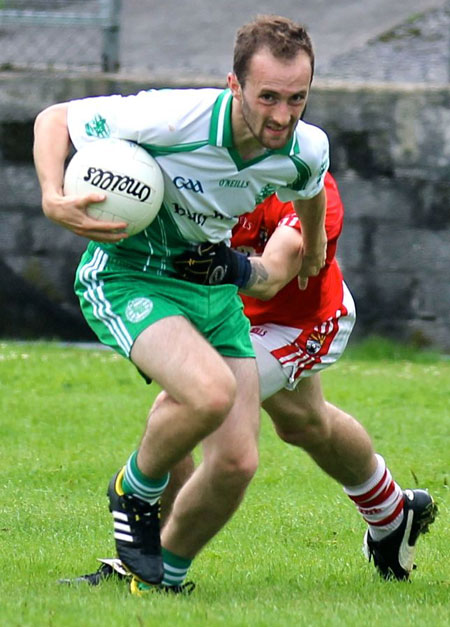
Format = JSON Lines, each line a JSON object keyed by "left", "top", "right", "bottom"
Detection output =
{"left": 0, "top": 0, "right": 121, "bottom": 72}
{"left": 1, "top": 1, "right": 449, "bottom": 80}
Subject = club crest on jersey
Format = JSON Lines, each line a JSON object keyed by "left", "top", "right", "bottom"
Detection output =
{"left": 85, "top": 114, "right": 110, "bottom": 138}
{"left": 125, "top": 297, "right": 153, "bottom": 323}
{"left": 254, "top": 183, "right": 277, "bottom": 206}
{"left": 305, "top": 332, "right": 326, "bottom": 355}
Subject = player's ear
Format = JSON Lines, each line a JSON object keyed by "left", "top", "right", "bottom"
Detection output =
{"left": 227, "top": 73, "right": 242, "bottom": 100}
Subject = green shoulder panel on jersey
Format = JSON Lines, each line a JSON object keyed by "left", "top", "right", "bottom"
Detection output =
{"left": 141, "top": 141, "right": 209, "bottom": 156}
{"left": 210, "top": 90, "right": 233, "bottom": 148}
{"left": 142, "top": 89, "right": 234, "bottom": 156}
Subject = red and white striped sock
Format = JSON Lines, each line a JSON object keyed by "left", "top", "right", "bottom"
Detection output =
{"left": 343, "top": 454, "right": 405, "bottom": 541}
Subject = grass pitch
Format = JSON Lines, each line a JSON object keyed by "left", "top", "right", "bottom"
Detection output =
{"left": 0, "top": 339, "right": 448, "bottom": 626}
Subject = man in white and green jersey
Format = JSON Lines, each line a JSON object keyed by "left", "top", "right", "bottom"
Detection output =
{"left": 66, "top": 85, "right": 328, "bottom": 277}
{"left": 33, "top": 15, "right": 329, "bottom": 592}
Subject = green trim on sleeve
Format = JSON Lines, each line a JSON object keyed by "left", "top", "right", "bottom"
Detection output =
{"left": 287, "top": 155, "right": 313, "bottom": 191}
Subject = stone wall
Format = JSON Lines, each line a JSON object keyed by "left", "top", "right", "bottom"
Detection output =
{"left": 0, "top": 71, "right": 449, "bottom": 349}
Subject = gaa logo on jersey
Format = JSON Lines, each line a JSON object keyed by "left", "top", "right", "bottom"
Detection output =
{"left": 173, "top": 176, "right": 204, "bottom": 193}
{"left": 125, "top": 297, "right": 153, "bottom": 323}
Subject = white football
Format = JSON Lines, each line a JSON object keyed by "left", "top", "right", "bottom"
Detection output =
{"left": 63, "top": 138, "right": 164, "bottom": 236}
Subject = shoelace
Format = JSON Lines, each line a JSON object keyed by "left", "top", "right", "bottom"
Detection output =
{"left": 123, "top": 494, "right": 161, "bottom": 554}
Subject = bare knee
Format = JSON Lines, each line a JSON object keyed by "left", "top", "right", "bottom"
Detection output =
{"left": 189, "top": 368, "right": 237, "bottom": 430}
{"left": 274, "top": 407, "right": 332, "bottom": 449}
{"left": 146, "top": 370, "right": 237, "bottom": 445}
{"left": 207, "top": 448, "right": 259, "bottom": 494}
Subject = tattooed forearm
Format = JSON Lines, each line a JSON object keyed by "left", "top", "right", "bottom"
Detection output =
{"left": 246, "top": 259, "right": 269, "bottom": 288}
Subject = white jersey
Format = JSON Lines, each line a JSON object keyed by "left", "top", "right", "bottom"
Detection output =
{"left": 68, "top": 88, "right": 329, "bottom": 248}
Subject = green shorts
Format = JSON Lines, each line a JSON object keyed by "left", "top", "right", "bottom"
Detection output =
{"left": 74, "top": 245, "right": 254, "bottom": 360}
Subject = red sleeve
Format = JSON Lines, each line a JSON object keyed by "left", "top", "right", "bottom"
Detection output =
{"left": 322, "top": 172, "right": 344, "bottom": 265}
{"left": 232, "top": 172, "right": 344, "bottom": 263}
{"left": 323, "top": 172, "right": 344, "bottom": 242}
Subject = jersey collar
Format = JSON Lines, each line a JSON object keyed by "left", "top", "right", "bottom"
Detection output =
{"left": 209, "top": 89, "right": 297, "bottom": 156}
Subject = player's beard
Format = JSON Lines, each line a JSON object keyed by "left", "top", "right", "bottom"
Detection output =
{"left": 241, "top": 97, "right": 298, "bottom": 151}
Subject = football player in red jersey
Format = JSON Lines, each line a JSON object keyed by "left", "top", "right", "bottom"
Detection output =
{"left": 233, "top": 172, "right": 354, "bottom": 397}
{"left": 173, "top": 172, "right": 436, "bottom": 582}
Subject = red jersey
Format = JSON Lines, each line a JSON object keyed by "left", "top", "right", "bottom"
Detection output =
{"left": 231, "top": 173, "right": 345, "bottom": 328}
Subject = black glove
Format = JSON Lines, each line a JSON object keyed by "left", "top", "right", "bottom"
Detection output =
{"left": 173, "top": 242, "right": 251, "bottom": 287}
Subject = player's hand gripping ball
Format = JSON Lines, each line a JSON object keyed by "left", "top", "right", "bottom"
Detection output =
{"left": 63, "top": 138, "right": 164, "bottom": 235}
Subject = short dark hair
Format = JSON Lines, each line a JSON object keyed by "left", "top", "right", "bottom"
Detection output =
{"left": 233, "top": 15, "right": 315, "bottom": 87}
